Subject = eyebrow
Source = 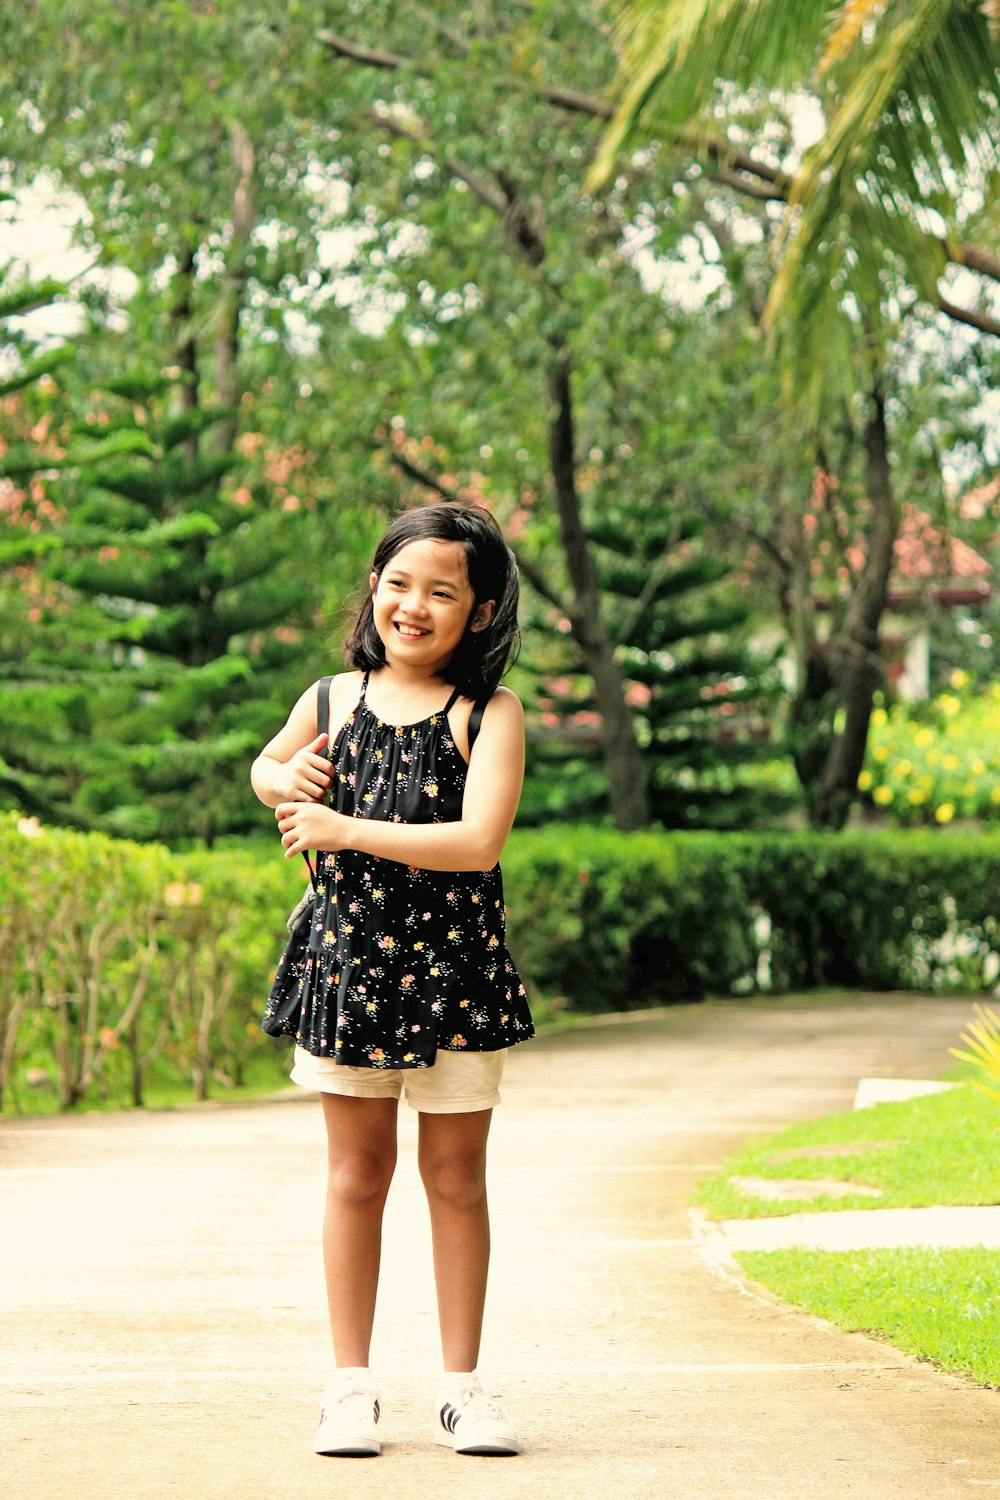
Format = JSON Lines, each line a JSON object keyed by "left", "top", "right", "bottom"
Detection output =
{"left": 386, "top": 568, "right": 464, "bottom": 587}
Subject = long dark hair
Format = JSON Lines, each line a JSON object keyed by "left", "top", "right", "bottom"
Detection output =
{"left": 345, "top": 503, "right": 521, "bottom": 698}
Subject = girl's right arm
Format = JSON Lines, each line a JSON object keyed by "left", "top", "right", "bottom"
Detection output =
{"left": 250, "top": 679, "right": 334, "bottom": 809}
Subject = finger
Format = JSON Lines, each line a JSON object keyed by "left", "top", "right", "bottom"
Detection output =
{"left": 308, "top": 733, "right": 328, "bottom": 753}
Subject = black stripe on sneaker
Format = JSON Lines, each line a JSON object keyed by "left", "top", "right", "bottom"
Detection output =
{"left": 373, "top": 1399, "right": 380, "bottom": 1423}
{"left": 440, "top": 1402, "right": 460, "bottom": 1434}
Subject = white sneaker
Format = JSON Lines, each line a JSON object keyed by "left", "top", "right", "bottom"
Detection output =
{"left": 433, "top": 1371, "right": 521, "bottom": 1456}
{"left": 314, "top": 1368, "right": 381, "bottom": 1457}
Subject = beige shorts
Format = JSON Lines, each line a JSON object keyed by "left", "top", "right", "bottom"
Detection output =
{"left": 289, "top": 1044, "right": 505, "bottom": 1114}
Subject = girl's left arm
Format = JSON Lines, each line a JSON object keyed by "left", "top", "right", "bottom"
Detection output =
{"left": 274, "top": 688, "right": 525, "bottom": 872}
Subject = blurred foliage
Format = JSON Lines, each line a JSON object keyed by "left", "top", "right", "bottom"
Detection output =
{"left": 3, "top": 812, "right": 998, "bottom": 1113}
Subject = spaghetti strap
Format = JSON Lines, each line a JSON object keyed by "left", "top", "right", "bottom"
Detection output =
{"left": 359, "top": 671, "right": 370, "bottom": 701}
{"left": 442, "top": 685, "right": 462, "bottom": 714}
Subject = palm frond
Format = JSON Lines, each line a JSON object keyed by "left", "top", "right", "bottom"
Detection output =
{"left": 589, "top": 0, "right": 835, "bottom": 187}
{"left": 949, "top": 1003, "right": 1000, "bottom": 1105}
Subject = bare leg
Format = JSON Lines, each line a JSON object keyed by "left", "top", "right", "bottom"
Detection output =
{"left": 418, "top": 1108, "right": 493, "bottom": 1372}
{"left": 320, "top": 1093, "right": 398, "bottom": 1367}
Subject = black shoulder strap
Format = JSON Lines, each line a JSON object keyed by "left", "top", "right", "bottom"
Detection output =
{"left": 468, "top": 690, "right": 494, "bottom": 754}
{"left": 301, "top": 675, "right": 335, "bottom": 892}
{"left": 317, "top": 674, "right": 333, "bottom": 740}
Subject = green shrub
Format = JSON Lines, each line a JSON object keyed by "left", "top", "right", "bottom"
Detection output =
{"left": 2, "top": 814, "right": 999, "bottom": 1111}
{"left": 502, "top": 827, "right": 1000, "bottom": 1009}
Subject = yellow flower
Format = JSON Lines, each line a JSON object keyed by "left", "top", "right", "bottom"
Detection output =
{"left": 935, "top": 802, "right": 955, "bottom": 824}
{"left": 858, "top": 771, "right": 873, "bottom": 791}
{"left": 893, "top": 758, "right": 912, "bottom": 777}
{"left": 941, "top": 753, "right": 959, "bottom": 771}
{"left": 873, "top": 745, "right": 889, "bottom": 763}
{"left": 873, "top": 785, "right": 894, "bottom": 805}
{"left": 938, "top": 693, "right": 961, "bottom": 717}
{"left": 971, "top": 759, "right": 986, "bottom": 776}
{"left": 907, "top": 787, "right": 926, "bottom": 805}
{"left": 871, "top": 707, "right": 888, "bottom": 727}
{"left": 915, "top": 728, "right": 934, "bottom": 747}
{"left": 991, "top": 786, "right": 1000, "bottom": 806}
{"left": 950, "top": 669, "right": 969, "bottom": 689}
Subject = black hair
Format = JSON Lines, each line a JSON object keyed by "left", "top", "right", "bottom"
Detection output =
{"left": 344, "top": 502, "right": 521, "bottom": 698}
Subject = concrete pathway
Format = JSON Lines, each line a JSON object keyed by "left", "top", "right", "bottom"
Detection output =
{"left": 3, "top": 993, "right": 999, "bottom": 1499}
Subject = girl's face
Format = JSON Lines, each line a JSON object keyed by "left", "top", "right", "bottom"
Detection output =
{"left": 370, "top": 538, "right": 495, "bottom": 674}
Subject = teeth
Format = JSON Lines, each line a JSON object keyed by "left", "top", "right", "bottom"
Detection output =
{"left": 396, "top": 623, "right": 428, "bottom": 637}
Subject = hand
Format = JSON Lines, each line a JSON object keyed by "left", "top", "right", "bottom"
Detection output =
{"left": 270, "top": 734, "right": 333, "bottom": 802}
{"left": 275, "top": 801, "right": 349, "bottom": 858}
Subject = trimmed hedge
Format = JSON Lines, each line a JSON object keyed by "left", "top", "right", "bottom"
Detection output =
{"left": 501, "top": 827, "right": 1000, "bottom": 1009}
{"left": 2, "top": 815, "right": 998, "bottom": 1110}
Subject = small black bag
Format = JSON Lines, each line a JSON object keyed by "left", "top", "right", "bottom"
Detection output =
{"left": 261, "top": 676, "right": 333, "bottom": 1039}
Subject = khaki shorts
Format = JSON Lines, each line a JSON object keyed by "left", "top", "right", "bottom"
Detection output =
{"left": 289, "top": 1044, "right": 505, "bottom": 1114}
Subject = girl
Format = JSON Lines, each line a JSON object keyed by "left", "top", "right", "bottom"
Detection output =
{"left": 251, "top": 502, "right": 533, "bottom": 1459}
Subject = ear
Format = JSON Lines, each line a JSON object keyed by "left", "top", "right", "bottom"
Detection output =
{"left": 369, "top": 570, "right": 379, "bottom": 595}
{"left": 470, "top": 599, "right": 495, "bottom": 633}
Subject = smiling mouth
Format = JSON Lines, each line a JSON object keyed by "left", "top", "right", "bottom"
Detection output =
{"left": 394, "top": 622, "right": 431, "bottom": 638}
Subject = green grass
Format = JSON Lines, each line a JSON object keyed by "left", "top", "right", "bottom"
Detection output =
{"left": 696, "top": 1081, "right": 1000, "bottom": 1220}
{"left": 741, "top": 1247, "right": 1000, "bottom": 1388}
{"left": 697, "top": 1070, "right": 1000, "bottom": 1387}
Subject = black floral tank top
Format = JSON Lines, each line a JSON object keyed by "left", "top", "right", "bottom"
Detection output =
{"left": 295, "top": 673, "right": 534, "bottom": 1068}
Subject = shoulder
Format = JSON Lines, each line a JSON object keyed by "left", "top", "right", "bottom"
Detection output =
{"left": 289, "top": 672, "right": 363, "bottom": 732}
{"left": 479, "top": 685, "right": 522, "bottom": 723}
{"left": 470, "top": 685, "right": 523, "bottom": 750}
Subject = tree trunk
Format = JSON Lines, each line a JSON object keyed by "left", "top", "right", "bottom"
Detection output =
{"left": 546, "top": 343, "right": 650, "bottom": 830}
{"left": 210, "top": 122, "right": 256, "bottom": 457}
{"left": 808, "top": 385, "right": 898, "bottom": 829}
{"left": 170, "top": 239, "right": 200, "bottom": 461}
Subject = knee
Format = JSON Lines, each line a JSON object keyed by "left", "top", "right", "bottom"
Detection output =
{"left": 328, "top": 1148, "right": 396, "bottom": 1208}
{"left": 419, "top": 1150, "right": 487, "bottom": 1210}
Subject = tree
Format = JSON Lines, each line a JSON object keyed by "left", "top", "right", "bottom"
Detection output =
{"left": 291, "top": 3, "right": 794, "bottom": 829}
{"left": 593, "top": 0, "right": 1000, "bottom": 374}
{"left": 583, "top": 0, "right": 999, "bottom": 826}
{"left": 0, "top": 7, "right": 379, "bottom": 839}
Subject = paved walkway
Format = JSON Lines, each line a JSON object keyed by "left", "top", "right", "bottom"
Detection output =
{"left": 3, "top": 994, "right": 999, "bottom": 1499}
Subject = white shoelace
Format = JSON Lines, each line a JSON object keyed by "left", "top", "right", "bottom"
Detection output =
{"left": 325, "top": 1374, "right": 376, "bottom": 1408}
{"left": 454, "top": 1380, "right": 505, "bottom": 1422}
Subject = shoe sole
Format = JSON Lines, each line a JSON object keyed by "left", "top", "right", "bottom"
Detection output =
{"left": 316, "top": 1442, "right": 380, "bottom": 1458}
{"left": 434, "top": 1429, "right": 520, "bottom": 1456}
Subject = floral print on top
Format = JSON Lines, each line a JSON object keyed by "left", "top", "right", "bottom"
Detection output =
{"left": 293, "top": 673, "right": 533, "bottom": 1069}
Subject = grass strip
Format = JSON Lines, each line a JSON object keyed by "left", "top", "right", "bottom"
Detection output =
{"left": 740, "top": 1247, "right": 1000, "bottom": 1388}
{"left": 696, "top": 1081, "right": 1000, "bottom": 1221}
